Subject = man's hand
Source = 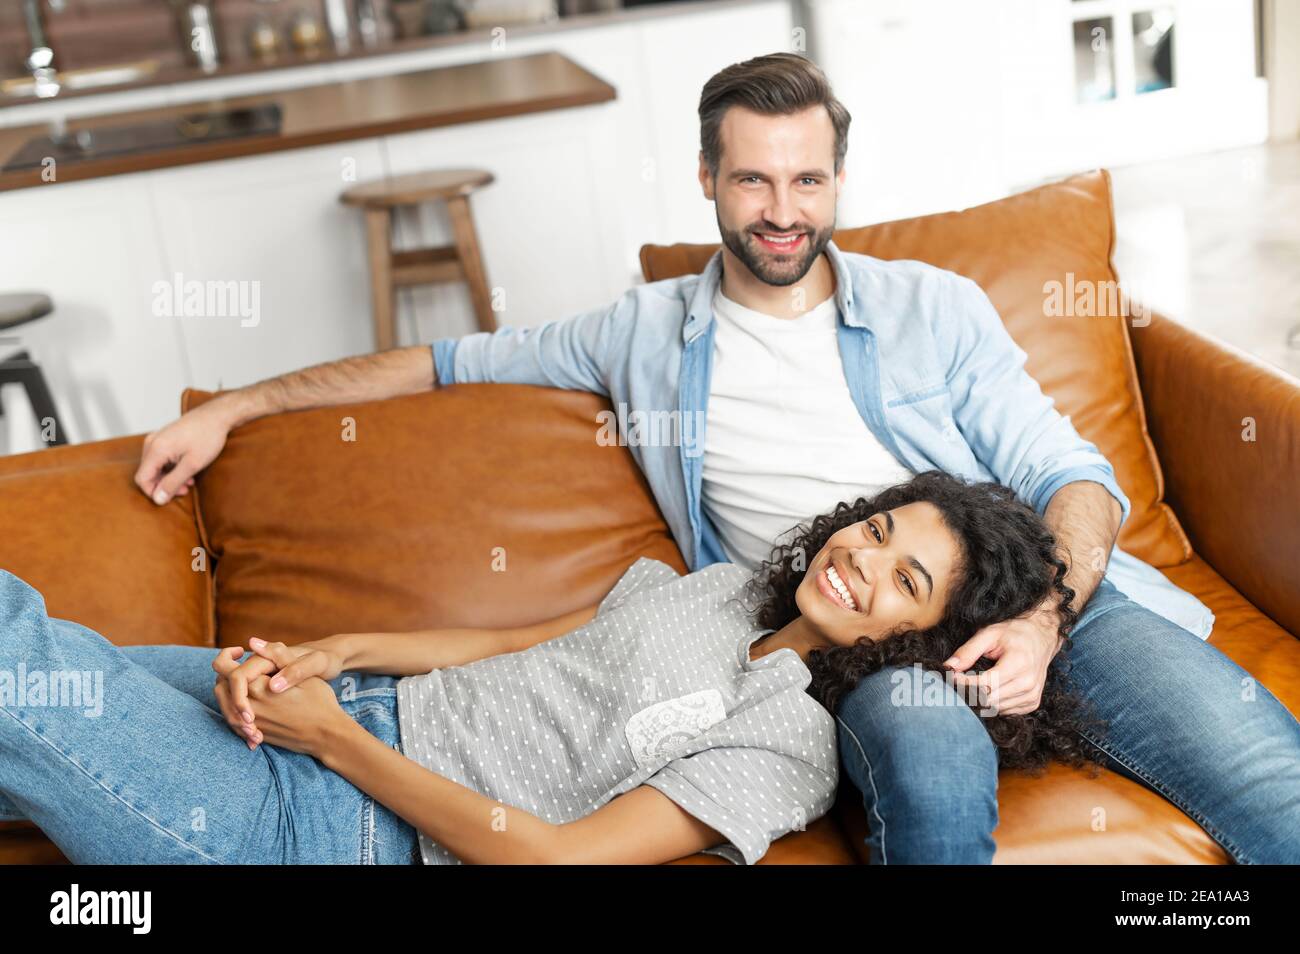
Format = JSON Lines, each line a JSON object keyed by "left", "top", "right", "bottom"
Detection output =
{"left": 944, "top": 480, "right": 1117, "bottom": 717}
{"left": 134, "top": 401, "right": 237, "bottom": 505}
{"left": 944, "top": 600, "right": 1065, "bottom": 717}
{"left": 135, "top": 348, "right": 438, "bottom": 506}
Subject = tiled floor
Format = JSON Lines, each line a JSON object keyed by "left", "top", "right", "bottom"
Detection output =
{"left": 1108, "top": 140, "right": 1300, "bottom": 381}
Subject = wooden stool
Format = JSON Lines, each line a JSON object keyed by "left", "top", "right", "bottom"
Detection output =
{"left": 0, "top": 292, "right": 68, "bottom": 447}
{"left": 341, "top": 169, "right": 498, "bottom": 352}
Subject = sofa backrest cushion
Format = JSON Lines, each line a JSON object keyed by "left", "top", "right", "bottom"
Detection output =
{"left": 184, "top": 385, "right": 687, "bottom": 647}
{"left": 640, "top": 170, "right": 1191, "bottom": 568}
{"left": 0, "top": 436, "right": 213, "bottom": 646}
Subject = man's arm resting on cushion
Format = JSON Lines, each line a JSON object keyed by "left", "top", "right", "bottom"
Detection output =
{"left": 222, "top": 345, "right": 438, "bottom": 425}
{"left": 138, "top": 298, "right": 621, "bottom": 504}
{"left": 135, "top": 345, "right": 437, "bottom": 503}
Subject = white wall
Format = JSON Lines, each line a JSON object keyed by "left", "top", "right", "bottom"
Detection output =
{"left": 804, "top": 0, "right": 1266, "bottom": 222}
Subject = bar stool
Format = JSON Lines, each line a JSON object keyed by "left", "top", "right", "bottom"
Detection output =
{"left": 0, "top": 292, "right": 67, "bottom": 448}
{"left": 341, "top": 169, "right": 498, "bottom": 352}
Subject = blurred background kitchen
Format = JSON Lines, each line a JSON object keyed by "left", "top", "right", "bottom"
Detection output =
{"left": 0, "top": 0, "right": 1296, "bottom": 453}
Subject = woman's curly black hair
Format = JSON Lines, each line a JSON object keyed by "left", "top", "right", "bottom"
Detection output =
{"left": 747, "top": 470, "right": 1108, "bottom": 774}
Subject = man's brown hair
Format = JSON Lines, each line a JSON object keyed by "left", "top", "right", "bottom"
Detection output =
{"left": 698, "top": 52, "right": 851, "bottom": 179}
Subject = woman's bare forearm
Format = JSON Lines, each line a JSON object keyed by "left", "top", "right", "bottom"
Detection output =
{"left": 323, "top": 628, "right": 520, "bottom": 676}
{"left": 323, "top": 603, "right": 599, "bottom": 676}
{"left": 320, "top": 717, "right": 562, "bottom": 863}
{"left": 210, "top": 345, "right": 437, "bottom": 429}
{"left": 319, "top": 717, "right": 722, "bottom": 865}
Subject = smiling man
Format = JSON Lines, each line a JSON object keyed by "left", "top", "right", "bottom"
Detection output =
{"left": 136, "top": 53, "right": 1300, "bottom": 864}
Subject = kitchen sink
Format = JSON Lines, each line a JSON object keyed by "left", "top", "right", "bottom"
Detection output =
{"left": 1, "top": 103, "right": 283, "bottom": 173}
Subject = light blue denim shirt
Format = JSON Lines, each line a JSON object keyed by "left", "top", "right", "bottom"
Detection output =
{"left": 432, "top": 241, "right": 1213, "bottom": 638}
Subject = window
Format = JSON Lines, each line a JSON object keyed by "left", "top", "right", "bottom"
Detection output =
{"left": 1074, "top": 16, "right": 1118, "bottom": 102}
{"left": 1132, "top": 9, "right": 1176, "bottom": 93}
{"left": 1071, "top": 1, "right": 1177, "bottom": 104}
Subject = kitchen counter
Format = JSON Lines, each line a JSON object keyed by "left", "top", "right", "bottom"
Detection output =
{"left": 0, "top": 1, "right": 759, "bottom": 109}
{"left": 0, "top": 51, "right": 615, "bottom": 192}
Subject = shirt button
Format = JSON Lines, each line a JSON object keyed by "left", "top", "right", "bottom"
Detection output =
{"left": 943, "top": 420, "right": 960, "bottom": 442}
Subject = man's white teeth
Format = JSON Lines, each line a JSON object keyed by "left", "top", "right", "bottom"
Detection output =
{"left": 761, "top": 233, "right": 800, "bottom": 244}
{"left": 825, "top": 565, "right": 858, "bottom": 611}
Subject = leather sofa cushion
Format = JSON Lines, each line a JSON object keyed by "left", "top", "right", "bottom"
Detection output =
{"left": 0, "top": 435, "right": 212, "bottom": 647}
{"left": 184, "top": 385, "right": 688, "bottom": 647}
{"left": 1166, "top": 556, "right": 1300, "bottom": 718}
{"left": 640, "top": 171, "right": 1191, "bottom": 568}
{"left": 0, "top": 823, "right": 67, "bottom": 865}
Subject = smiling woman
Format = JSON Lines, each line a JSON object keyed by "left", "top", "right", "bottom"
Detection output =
{"left": 0, "top": 469, "right": 1104, "bottom": 864}
{"left": 747, "top": 469, "right": 1110, "bottom": 773}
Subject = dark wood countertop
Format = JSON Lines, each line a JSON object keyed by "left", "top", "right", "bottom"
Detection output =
{"left": 0, "top": 0, "right": 762, "bottom": 109}
{"left": 0, "top": 51, "right": 615, "bottom": 193}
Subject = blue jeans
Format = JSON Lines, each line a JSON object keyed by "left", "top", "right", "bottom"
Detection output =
{"left": 836, "top": 578, "right": 1300, "bottom": 863}
{"left": 0, "top": 571, "right": 421, "bottom": 864}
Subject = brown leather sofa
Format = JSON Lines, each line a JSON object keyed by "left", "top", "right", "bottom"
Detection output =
{"left": 1, "top": 170, "right": 1296, "bottom": 864}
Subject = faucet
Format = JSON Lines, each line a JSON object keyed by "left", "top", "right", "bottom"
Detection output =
{"left": 356, "top": 0, "right": 380, "bottom": 47}
{"left": 21, "top": 0, "right": 67, "bottom": 98}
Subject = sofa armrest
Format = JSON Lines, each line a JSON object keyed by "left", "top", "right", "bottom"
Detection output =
{"left": 1129, "top": 311, "right": 1300, "bottom": 637}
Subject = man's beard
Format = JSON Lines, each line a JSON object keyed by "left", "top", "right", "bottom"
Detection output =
{"left": 716, "top": 212, "right": 835, "bottom": 287}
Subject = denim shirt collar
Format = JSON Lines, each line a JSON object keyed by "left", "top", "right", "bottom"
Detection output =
{"left": 682, "top": 238, "right": 861, "bottom": 343}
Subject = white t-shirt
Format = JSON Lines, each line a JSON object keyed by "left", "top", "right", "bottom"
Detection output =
{"left": 701, "top": 286, "right": 913, "bottom": 569}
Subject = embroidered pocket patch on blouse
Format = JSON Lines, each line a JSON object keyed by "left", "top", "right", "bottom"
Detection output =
{"left": 625, "top": 688, "right": 727, "bottom": 771}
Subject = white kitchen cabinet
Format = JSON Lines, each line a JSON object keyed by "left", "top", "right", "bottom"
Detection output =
{"left": 143, "top": 139, "right": 388, "bottom": 394}
{"left": 0, "top": 176, "right": 187, "bottom": 452}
